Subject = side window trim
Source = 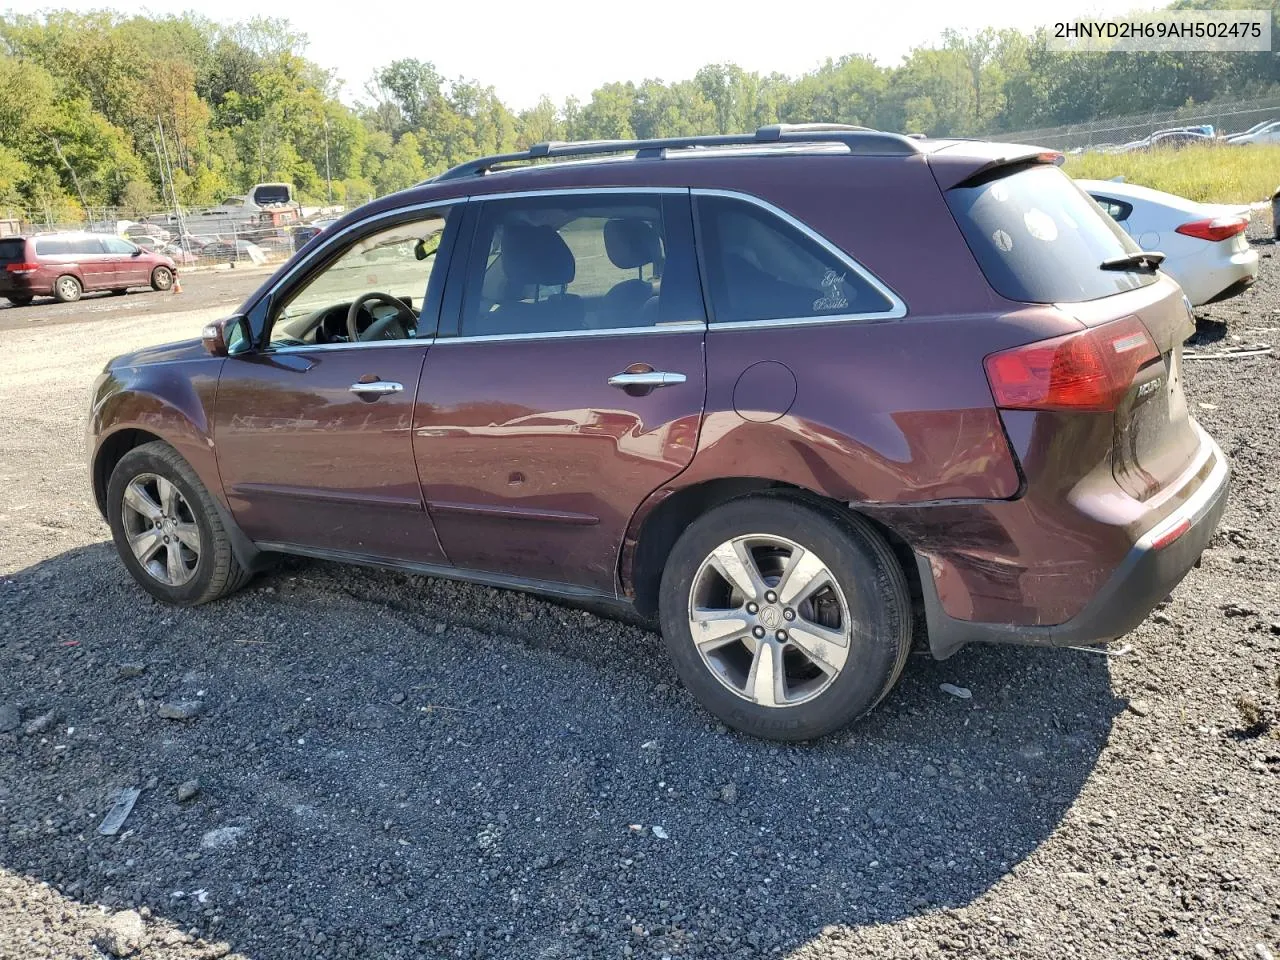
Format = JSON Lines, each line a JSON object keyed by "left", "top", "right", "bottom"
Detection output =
{"left": 691, "top": 188, "right": 907, "bottom": 329}
{"left": 250, "top": 200, "right": 462, "bottom": 351}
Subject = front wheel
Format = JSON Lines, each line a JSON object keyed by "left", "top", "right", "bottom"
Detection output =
{"left": 150, "top": 266, "right": 173, "bottom": 291}
{"left": 106, "top": 441, "right": 252, "bottom": 605}
{"left": 659, "top": 496, "right": 912, "bottom": 741}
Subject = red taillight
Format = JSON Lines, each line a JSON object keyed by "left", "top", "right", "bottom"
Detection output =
{"left": 4, "top": 262, "right": 38, "bottom": 275}
{"left": 1149, "top": 517, "right": 1191, "bottom": 551}
{"left": 1175, "top": 216, "right": 1247, "bottom": 242}
{"left": 984, "top": 316, "right": 1160, "bottom": 412}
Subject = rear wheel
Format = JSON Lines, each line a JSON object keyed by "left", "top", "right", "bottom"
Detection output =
{"left": 4, "top": 296, "right": 32, "bottom": 307}
{"left": 150, "top": 266, "right": 173, "bottom": 291}
{"left": 107, "top": 441, "right": 252, "bottom": 606}
{"left": 658, "top": 496, "right": 912, "bottom": 741}
{"left": 53, "top": 275, "right": 82, "bottom": 303}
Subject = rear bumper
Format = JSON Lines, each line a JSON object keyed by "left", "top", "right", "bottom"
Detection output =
{"left": 917, "top": 436, "right": 1230, "bottom": 658}
{"left": 1178, "top": 246, "right": 1259, "bottom": 306}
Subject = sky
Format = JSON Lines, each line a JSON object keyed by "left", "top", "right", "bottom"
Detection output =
{"left": 11, "top": 0, "right": 1163, "bottom": 110}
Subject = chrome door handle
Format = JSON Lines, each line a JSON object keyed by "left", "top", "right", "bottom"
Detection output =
{"left": 607, "top": 371, "right": 686, "bottom": 389}
{"left": 349, "top": 380, "right": 404, "bottom": 395}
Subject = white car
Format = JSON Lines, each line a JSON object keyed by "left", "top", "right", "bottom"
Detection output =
{"left": 1226, "top": 120, "right": 1280, "bottom": 145}
{"left": 1077, "top": 179, "right": 1259, "bottom": 306}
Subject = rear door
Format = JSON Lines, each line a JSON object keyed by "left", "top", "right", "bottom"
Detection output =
{"left": 413, "top": 190, "right": 707, "bottom": 594}
{"left": 70, "top": 237, "right": 114, "bottom": 290}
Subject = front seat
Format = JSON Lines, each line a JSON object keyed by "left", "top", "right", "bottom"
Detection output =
{"left": 482, "top": 223, "right": 584, "bottom": 335}
{"left": 601, "top": 218, "right": 663, "bottom": 327}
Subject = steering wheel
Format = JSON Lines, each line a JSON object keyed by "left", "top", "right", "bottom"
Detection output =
{"left": 346, "top": 292, "right": 417, "bottom": 342}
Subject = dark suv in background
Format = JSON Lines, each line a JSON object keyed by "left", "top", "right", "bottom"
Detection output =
{"left": 1, "top": 232, "right": 176, "bottom": 304}
{"left": 88, "top": 124, "right": 1228, "bottom": 740}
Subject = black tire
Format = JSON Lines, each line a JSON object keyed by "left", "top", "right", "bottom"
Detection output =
{"left": 658, "top": 495, "right": 912, "bottom": 741}
{"left": 53, "top": 274, "right": 82, "bottom": 303}
{"left": 111, "top": 288, "right": 128, "bottom": 296}
{"left": 106, "top": 441, "right": 252, "bottom": 606}
{"left": 5, "top": 296, "right": 32, "bottom": 307}
{"left": 150, "top": 266, "right": 173, "bottom": 291}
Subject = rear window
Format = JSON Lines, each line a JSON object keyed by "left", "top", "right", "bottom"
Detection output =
{"left": 946, "top": 164, "right": 1156, "bottom": 303}
{"left": 0, "top": 238, "right": 26, "bottom": 264}
{"left": 252, "top": 185, "right": 291, "bottom": 206}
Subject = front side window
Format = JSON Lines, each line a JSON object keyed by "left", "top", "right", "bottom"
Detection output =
{"left": 695, "top": 195, "right": 896, "bottom": 324}
{"left": 101, "top": 237, "right": 138, "bottom": 255}
{"left": 457, "top": 193, "right": 703, "bottom": 338}
{"left": 267, "top": 210, "right": 451, "bottom": 349}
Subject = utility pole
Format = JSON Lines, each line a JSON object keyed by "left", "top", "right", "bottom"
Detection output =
{"left": 323, "top": 115, "right": 333, "bottom": 205}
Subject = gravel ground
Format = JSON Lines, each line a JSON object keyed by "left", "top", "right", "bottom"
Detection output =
{"left": 0, "top": 265, "right": 274, "bottom": 333}
{"left": 1, "top": 229, "right": 1277, "bottom": 960}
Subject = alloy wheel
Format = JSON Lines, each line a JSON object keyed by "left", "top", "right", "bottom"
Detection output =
{"left": 120, "top": 473, "right": 200, "bottom": 586}
{"left": 687, "top": 534, "right": 852, "bottom": 707}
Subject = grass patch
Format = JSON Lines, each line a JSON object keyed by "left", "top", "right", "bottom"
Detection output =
{"left": 1064, "top": 143, "right": 1280, "bottom": 204}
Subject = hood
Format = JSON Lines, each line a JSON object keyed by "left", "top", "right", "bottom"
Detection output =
{"left": 107, "top": 337, "right": 209, "bottom": 369}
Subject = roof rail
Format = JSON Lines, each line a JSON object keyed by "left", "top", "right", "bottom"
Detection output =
{"left": 427, "top": 124, "right": 922, "bottom": 182}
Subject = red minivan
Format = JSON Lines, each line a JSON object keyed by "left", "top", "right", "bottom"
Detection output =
{"left": 0, "top": 232, "right": 176, "bottom": 305}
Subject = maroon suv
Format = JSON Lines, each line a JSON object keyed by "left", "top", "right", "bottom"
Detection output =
{"left": 87, "top": 125, "right": 1229, "bottom": 740}
{"left": 1, "top": 232, "right": 176, "bottom": 305}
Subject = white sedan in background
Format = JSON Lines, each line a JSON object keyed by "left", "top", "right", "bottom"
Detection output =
{"left": 1078, "top": 179, "right": 1259, "bottom": 306}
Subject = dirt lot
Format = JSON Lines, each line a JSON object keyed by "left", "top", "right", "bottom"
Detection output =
{"left": 0, "top": 265, "right": 275, "bottom": 333}
{"left": 1, "top": 234, "right": 1277, "bottom": 960}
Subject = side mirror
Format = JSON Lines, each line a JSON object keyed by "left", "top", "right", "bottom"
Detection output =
{"left": 202, "top": 316, "right": 249, "bottom": 357}
{"left": 132, "top": 248, "right": 142, "bottom": 256}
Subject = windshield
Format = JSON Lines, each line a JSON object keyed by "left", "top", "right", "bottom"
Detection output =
{"left": 946, "top": 164, "right": 1157, "bottom": 303}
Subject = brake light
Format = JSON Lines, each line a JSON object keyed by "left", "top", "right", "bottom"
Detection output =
{"left": 1175, "top": 216, "right": 1247, "bottom": 242}
{"left": 984, "top": 316, "right": 1160, "bottom": 412}
{"left": 5, "top": 262, "right": 38, "bottom": 275}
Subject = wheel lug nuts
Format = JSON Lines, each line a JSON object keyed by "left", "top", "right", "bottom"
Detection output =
{"left": 746, "top": 602, "right": 758, "bottom": 615}
{"left": 765, "top": 591, "right": 777, "bottom": 603}
{"left": 776, "top": 630, "right": 788, "bottom": 642}
{"left": 783, "top": 609, "right": 795, "bottom": 621}
{"left": 752, "top": 626, "right": 766, "bottom": 639}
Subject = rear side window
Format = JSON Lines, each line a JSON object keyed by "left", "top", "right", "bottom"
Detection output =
{"left": 0, "top": 239, "right": 29, "bottom": 263}
{"left": 1090, "top": 195, "right": 1133, "bottom": 222}
{"left": 456, "top": 193, "right": 703, "bottom": 338}
{"left": 695, "top": 195, "right": 896, "bottom": 324}
{"left": 946, "top": 165, "right": 1155, "bottom": 303}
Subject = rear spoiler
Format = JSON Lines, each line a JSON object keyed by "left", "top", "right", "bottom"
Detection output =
{"left": 927, "top": 142, "right": 1065, "bottom": 191}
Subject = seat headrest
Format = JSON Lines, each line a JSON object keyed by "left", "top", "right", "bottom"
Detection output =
{"left": 501, "top": 223, "right": 575, "bottom": 287}
{"left": 603, "top": 218, "right": 661, "bottom": 270}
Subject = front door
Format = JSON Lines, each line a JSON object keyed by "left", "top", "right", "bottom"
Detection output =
{"left": 104, "top": 236, "right": 152, "bottom": 286}
{"left": 414, "top": 191, "right": 707, "bottom": 594}
{"left": 213, "top": 206, "right": 458, "bottom": 562}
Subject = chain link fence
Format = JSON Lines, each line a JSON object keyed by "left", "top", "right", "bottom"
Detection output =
{"left": 0, "top": 205, "right": 342, "bottom": 268}
{"left": 993, "top": 95, "right": 1280, "bottom": 151}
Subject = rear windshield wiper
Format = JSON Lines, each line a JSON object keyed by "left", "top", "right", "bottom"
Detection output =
{"left": 1100, "top": 251, "right": 1165, "bottom": 272}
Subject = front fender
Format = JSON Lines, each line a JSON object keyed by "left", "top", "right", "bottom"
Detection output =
{"left": 87, "top": 356, "right": 226, "bottom": 516}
